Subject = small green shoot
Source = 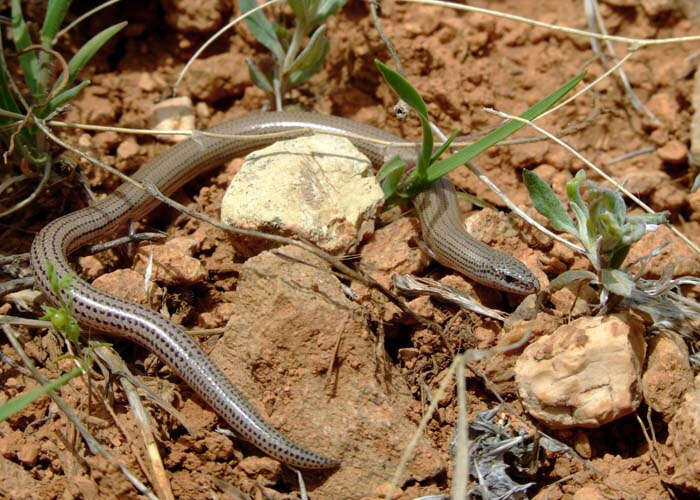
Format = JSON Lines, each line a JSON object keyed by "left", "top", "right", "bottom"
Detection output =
{"left": 374, "top": 60, "right": 586, "bottom": 202}
{"left": 0, "top": 365, "right": 83, "bottom": 422}
{"left": 524, "top": 169, "right": 669, "bottom": 296}
{"left": 240, "top": 0, "right": 346, "bottom": 107}
{"left": 39, "top": 262, "right": 81, "bottom": 344}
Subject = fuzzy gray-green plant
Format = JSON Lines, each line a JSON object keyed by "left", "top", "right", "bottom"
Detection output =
{"left": 240, "top": 0, "right": 345, "bottom": 109}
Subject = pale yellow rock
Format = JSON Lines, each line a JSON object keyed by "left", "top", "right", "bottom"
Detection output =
{"left": 220, "top": 134, "right": 384, "bottom": 256}
{"left": 149, "top": 96, "right": 195, "bottom": 143}
{"left": 514, "top": 314, "right": 646, "bottom": 428}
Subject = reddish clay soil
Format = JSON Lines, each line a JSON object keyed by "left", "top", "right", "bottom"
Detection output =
{"left": 1, "top": 0, "right": 700, "bottom": 499}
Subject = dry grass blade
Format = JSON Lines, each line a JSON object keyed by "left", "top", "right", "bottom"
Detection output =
{"left": 95, "top": 346, "right": 175, "bottom": 500}
{"left": 385, "top": 357, "right": 458, "bottom": 500}
{"left": 451, "top": 359, "right": 468, "bottom": 498}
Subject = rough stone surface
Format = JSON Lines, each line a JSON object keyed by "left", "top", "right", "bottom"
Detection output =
{"left": 92, "top": 268, "right": 163, "bottom": 309}
{"left": 133, "top": 236, "right": 207, "bottom": 286}
{"left": 148, "top": 96, "right": 195, "bottom": 143}
{"left": 182, "top": 52, "right": 249, "bottom": 102}
{"left": 642, "top": 333, "right": 694, "bottom": 421}
{"left": 210, "top": 245, "right": 444, "bottom": 498}
{"left": 160, "top": 0, "right": 229, "bottom": 33}
{"left": 221, "top": 134, "right": 384, "bottom": 256}
{"left": 667, "top": 386, "right": 700, "bottom": 492}
{"left": 646, "top": 91, "right": 679, "bottom": 126}
{"left": 656, "top": 139, "right": 688, "bottom": 164}
{"left": 689, "top": 189, "right": 700, "bottom": 222}
{"left": 0, "top": 456, "right": 40, "bottom": 498}
{"left": 639, "top": 0, "right": 676, "bottom": 17}
{"left": 514, "top": 314, "right": 646, "bottom": 428}
{"left": 359, "top": 216, "right": 430, "bottom": 289}
{"left": 625, "top": 224, "right": 700, "bottom": 278}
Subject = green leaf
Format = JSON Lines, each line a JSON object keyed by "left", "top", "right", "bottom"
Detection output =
{"left": 692, "top": 173, "right": 700, "bottom": 193}
{"left": 0, "top": 41, "right": 22, "bottom": 126}
{"left": 59, "top": 21, "right": 126, "bottom": 93}
{"left": 600, "top": 268, "right": 634, "bottom": 297}
{"left": 41, "top": 303, "right": 81, "bottom": 344}
{"left": 430, "top": 128, "right": 460, "bottom": 164}
{"left": 41, "top": 0, "right": 73, "bottom": 45}
{"left": 548, "top": 269, "right": 598, "bottom": 292}
{"left": 620, "top": 219, "right": 645, "bottom": 246}
{"left": 246, "top": 58, "right": 273, "bottom": 94}
{"left": 287, "top": 44, "right": 328, "bottom": 87}
{"left": 40, "top": 80, "right": 90, "bottom": 117}
{"left": 239, "top": 0, "right": 285, "bottom": 61}
{"left": 375, "top": 60, "right": 428, "bottom": 118}
{"left": 314, "top": 0, "right": 346, "bottom": 24}
{"left": 523, "top": 170, "right": 576, "bottom": 234}
{"left": 380, "top": 160, "right": 405, "bottom": 200}
{"left": 426, "top": 71, "right": 586, "bottom": 182}
{"left": 287, "top": 25, "right": 328, "bottom": 75}
{"left": 377, "top": 155, "right": 406, "bottom": 200}
{"left": 0, "top": 366, "right": 83, "bottom": 422}
{"left": 608, "top": 245, "right": 631, "bottom": 270}
{"left": 565, "top": 170, "right": 589, "bottom": 219}
{"left": 11, "top": 0, "right": 41, "bottom": 98}
{"left": 377, "top": 155, "right": 406, "bottom": 182}
{"left": 288, "top": 0, "right": 310, "bottom": 26}
{"left": 375, "top": 60, "right": 433, "bottom": 181}
{"left": 627, "top": 211, "right": 669, "bottom": 227}
{"left": 565, "top": 170, "right": 595, "bottom": 254}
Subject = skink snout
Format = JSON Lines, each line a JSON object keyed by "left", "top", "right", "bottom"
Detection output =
{"left": 493, "top": 261, "right": 540, "bottom": 295}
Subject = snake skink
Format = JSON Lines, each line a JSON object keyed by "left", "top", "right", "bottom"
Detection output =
{"left": 30, "top": 111, "right": 539, "bottom": 468}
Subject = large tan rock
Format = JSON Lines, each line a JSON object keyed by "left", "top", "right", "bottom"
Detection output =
{"left": 642, "top": 333, "right": 694, "bottom": 421}
{"left": 515, "top": 314, "right": 646, "bottom": 428}
{"left": 210, "top": 245, "right": 443, "bottom": 498}
{"left": 221, "top": 134, "right": 384, "bottom": 257}
{"left": 667, "top": 384, "right": 700, "bottom": 492}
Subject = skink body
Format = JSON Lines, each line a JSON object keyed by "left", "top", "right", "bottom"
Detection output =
{"left": 30, "top": 111, "right": 539, "bottom": 469}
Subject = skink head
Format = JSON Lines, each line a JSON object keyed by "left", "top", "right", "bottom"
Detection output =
{"left": 490, "top": 260, "right": 541, "bottom": 295}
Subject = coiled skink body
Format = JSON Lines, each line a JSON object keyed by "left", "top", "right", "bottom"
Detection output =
{"left": 30, "top": 111, "right": 539, "bottom": 469}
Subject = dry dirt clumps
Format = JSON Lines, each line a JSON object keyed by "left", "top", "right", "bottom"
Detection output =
{"left": 1, "top": 0, "right": 699, "bottom": 498}
{"left": 211, "top": 245, "right": 445, "bottom": 498}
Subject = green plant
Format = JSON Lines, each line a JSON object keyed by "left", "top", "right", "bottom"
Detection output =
{"left": 0, "top": 0, "right": 125, "bottom": 167}
{"left": 374, "top": 60, "right": 586, "bottom": 205}
{"left": 524, "top": 169, "right": 669, "bottom": 296}
{"left": 39, "top": 261, "right": 81, "bottom": 344}
{"left": 0, "top": 260, "right": 92, "bottom": 423}
{"left": 240, "top": 0, "right": 345, "bottom": 109}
